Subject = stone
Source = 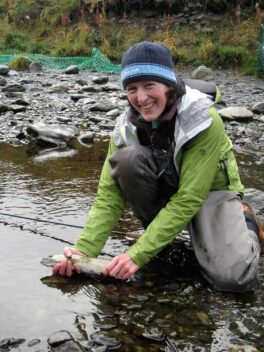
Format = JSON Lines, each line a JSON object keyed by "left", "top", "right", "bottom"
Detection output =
{"left": 0, "top": 76, "right": 7, "bottom": 86}
{"left": 70, "top": 94, "right": 87, "bottom": 101}
{"left": 191, "top": 65, "right": 214, "bottom": 80}
{"left": 47, "top": 330, "right": 85, "bottom": 351}
{"left": 26, "top": 122, "right": 79, "bottom": 147}
{"left": 75, "top": 78, "right": 88, "bottom": 86}
{"left": 0, "top": 64, "right": 9, "bottom": 75}
{"left": 64, "top": 65, "right": 79, "bottom": 74}
{"left": 2, "top": 83, "right": 26, "bottom": 92}
{"left": 80, "top": 85, "right": 99, "bottom": 93}
{"left": 92, "top": 76, "right": 109, "bottom": 84}
{"left": 101, "top": 83, "right": 120, "bottom": 91}
{"left": 218, "top": 107, "right": 254, "bottom": 121}
{"left": 252, "top": 102, "right": 264, "bottom": 114}
{"left": 0, "top": 103, "right": 10, "bottom": 113}
{"left": 27, "top": 338, "right": 41, "bottom": 347}
{"left": 47, "top": 330, "right": 73, "bottom": 346}
{"left": 29, "top": 62, "right": 43, "bottom": 73}
{"left": 9, "top": 104, "right": 28, "bottom": 113}
{"left": 89, "top": 101, "right": 117, "bottom": 112}
{"left": 106, "top": 108, "right": 120, "bottom": 117}
{"left": 12, "top": 98, "right": 30, "bottom": 106}
{"left": 49, "top": 83, "right": 69, "bottom": 93}
{"left": 78, "top": 131, "right": 95, "bottom": 145}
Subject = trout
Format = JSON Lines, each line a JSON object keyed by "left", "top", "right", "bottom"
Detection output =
{"left": 41, "top": 254, "right": 111, "bottom": 276}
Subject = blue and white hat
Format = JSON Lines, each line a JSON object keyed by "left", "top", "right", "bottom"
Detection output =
{"left": 121, "top": 41, "right": 177, "bottom": 88}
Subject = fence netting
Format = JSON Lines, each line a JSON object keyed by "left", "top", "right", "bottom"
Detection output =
{"left": 0, "top": 48, "right": 121, "bottom": 73}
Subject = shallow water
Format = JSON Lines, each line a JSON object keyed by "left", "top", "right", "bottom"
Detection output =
{"left": 0, "top": 140, "right": 264, "bottom": 352}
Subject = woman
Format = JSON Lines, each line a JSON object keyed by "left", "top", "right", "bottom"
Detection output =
{"left": 53, "top": 41, "right": 263, "bottom": 292}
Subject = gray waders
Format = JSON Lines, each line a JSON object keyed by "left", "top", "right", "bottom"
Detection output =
{"left": 109, "top": 145, "right": 260, "bottom": 292}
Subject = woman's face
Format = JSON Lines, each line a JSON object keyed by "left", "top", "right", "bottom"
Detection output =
{"left": 125, "top": 81, "right": 169, "bottom": 122}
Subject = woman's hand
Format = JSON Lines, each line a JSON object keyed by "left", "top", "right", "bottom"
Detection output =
{"left": 103, "top": 252, "right": 139, "bottom": 280}
{"left": 52, "top": 247, "right": 84, "bottom": 277}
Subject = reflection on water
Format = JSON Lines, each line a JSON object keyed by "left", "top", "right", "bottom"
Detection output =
{"left": 0, "top": 141, "right": 264, "bottom": 351}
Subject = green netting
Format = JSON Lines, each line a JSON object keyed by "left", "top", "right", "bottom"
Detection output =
{"left": 0, "top": 48, "right": 121, "bottom": 74}
{"left": 256, "top": 25, "right": 264, "bottom": 78}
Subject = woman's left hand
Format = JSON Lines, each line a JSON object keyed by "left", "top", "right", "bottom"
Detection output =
{"left": 103, "top": 252, "right": 139, "bottom": 280}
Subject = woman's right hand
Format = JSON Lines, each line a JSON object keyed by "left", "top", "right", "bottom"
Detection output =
{"left": 52, "top": 247, "right": 84, "bottom": 277}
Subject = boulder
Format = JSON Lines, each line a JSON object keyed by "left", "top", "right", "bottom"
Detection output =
{"left": 218, "top": 107, "right": 254, "bottom": 121}
{"left": 191, "top": 65, "right": 214, "bottom": 81}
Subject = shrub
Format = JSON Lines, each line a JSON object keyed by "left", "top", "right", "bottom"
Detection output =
{"left": 9, "top": 56, "right": 31, "bottom": 71}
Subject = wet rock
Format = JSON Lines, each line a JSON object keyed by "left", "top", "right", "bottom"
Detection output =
{"left": 93, "top": 321, "right": 117, "bottom": 330}
{"left": 78, "top": 131, "right": 95, "bottom": 145}
{"left": 90, "top": 333, "right": 121, "bottom": 349}
{"left": 252, "top": 102, "right": 264, "bottom": 114}
{"left": 2, "top": 83, "right": 26, "bottom": 92}
{"left": 101, "top": 83, "right": 120, "bottom": 91}
{"left": 27, "top": 338, "right": 41, "bottom": 347}
{"left": 0, "top": 103, "right": 10, "bottom": 113}
{"left": 12, "top": 98, "right": 30, "bottom": 106}
{"left": 92, "top": 76, "right": 109, "bottom": 84}
{"left": 89, "top": 101, "right": 117, "bottom": 112}
{"left": 70, "top": 94, "right": 87, "bottom": 101}
{"left": 75, "top": 78, "right": 88, "bottom": 86}
{"left": 65, "top": 65, "right": 79, "bottom": 74}
{"left": 48, "top": 330, "right": 84, "bottom": 352}
{"left": 9, "top": 104, "right": 28, "bottom": 113}
{"left": 48, "top": 330, "right": 74, "bottom": 346}
{"left": 219, "top": 107, "right": 254, "bottom": 121}
{"left": 0, "top": 337, "right": 26, "bottom": 349}
{"left": 0, "top": 64, "right": 9, "bottom": 75}
{"left": 0, "top": 76, "right": 7, "bottom": 86}
{"left": 26, "top": 122, "right": 79, "bottom": 147}
{"left": 57, "top": 116, "right": 72, "bottom": 123}
{"left": 29, "top": 62, "right": 43, "bottom": 73}
{"left": 82, "top": 341, "right": 108, "bottom": 351}
{"left": 77, "top": 97, "right": 97, "bottom": 107}
{"left": 106, "top": 108, "right": 120, "bottom": 117}
{"left": 142, "top": 327, "right": 164, "bottom": 342}
{"left": 5, "top": 91, "right": 24, "bottom": 98}
{"left": 80, "top": 85, "right": 99, "bottom": 93}
{"left": 49, "top": 83, "right": 69, "bottom": 93}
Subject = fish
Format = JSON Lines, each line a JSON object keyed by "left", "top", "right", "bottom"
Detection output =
{"left": 41, "top": 254, "right": 111, "bottom": 276}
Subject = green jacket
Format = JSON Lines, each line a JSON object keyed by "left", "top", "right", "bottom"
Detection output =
{"left": 75, "top": 86, "right": 244, "bottom": 267}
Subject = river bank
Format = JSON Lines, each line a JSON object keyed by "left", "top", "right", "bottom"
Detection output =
{"left": 0, "top": 64, "right": 263, "bottom": 147}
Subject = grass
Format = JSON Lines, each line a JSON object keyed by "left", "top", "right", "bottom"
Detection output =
{"left": 8, "top": 56, "right": 31, "bottom": 71}
{"left": 0, "top": 13, "right": 263, "bottom": 77}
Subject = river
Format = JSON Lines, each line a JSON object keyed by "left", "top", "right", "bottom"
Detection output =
{"left": 0, "top": 136, "right": 264, "bottom": 351}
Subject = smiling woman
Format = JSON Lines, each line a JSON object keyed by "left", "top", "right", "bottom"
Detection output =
{"left": 125, "top": 81, "right": 170, "bottom": 122}
{"left": 54, "top": 41, "right": 263, "bottom": 293}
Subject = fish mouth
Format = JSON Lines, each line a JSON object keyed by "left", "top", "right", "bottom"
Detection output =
{"left": 41, "top": 256, "right": 56, "bottom": 267}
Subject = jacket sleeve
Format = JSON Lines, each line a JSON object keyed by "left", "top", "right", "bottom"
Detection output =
{"left": 127, "top": 108, "right": 226, "bottom": 267}
{"left": 75, "top": 137, "right": 125, "bottom": 257}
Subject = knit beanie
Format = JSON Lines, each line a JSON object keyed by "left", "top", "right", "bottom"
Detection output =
{"left": 121, "top": 41, "right": 177, "bottom": 88}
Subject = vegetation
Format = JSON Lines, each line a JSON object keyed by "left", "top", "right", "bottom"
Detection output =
{"left": 0, "top": 0, "right": 263, "bottom": 76}
{"left": 8, "top": 56, "right": 31, "bottom": 71}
